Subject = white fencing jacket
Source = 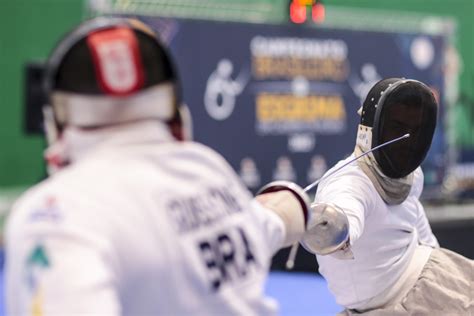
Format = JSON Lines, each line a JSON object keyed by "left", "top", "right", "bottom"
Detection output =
{"left": 315, "top": 154, "right": 439, "bottom": 309}
{"left": 6, "top": 122, "right": 286, "bottom": 316}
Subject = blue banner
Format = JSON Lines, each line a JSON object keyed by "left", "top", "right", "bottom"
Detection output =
{"left": 134, "top": 16, "right": 447, "bottom": 197}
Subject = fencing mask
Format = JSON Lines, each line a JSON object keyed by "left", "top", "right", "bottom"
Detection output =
{"left": 355, "top": 78, "right": 438, "bottom": 203}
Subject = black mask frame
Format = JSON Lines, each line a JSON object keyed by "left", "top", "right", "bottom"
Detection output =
{"left": 371, "top": 79, "right": 438, "bottom": 178}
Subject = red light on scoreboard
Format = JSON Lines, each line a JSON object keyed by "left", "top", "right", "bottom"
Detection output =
{"left": 289, "top": 0, "right": 325, "bottom": 25}
{"left": 312, "top": 2, "right": 325, "bottom": 23}
{"left": 290, "top": 1, "right": 308, "bottom": 24}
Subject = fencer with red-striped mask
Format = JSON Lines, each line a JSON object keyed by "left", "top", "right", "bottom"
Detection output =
{"left": 5, "top": 17, "right": 311, "bottom": 316}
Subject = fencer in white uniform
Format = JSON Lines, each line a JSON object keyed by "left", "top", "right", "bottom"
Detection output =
{"left": 5, "top": 17, "right": 311, "bottom": 316}
{"left": 302, "top": 78, "right": 473, "bottom": 315}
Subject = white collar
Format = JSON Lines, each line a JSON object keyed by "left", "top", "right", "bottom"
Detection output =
{"left": 44, "top": 121, "right": 175, "bottom": 174}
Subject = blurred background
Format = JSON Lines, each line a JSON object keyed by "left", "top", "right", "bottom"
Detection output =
{"left": 0, "top": 0, "right": 473, "bottom": 314}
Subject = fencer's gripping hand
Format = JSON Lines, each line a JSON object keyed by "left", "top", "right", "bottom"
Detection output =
{"left": 255, "top": 181, "right": 311, "bottom": 247}
{"left": 300, "top": 203, "right": 353, "bottom": 259}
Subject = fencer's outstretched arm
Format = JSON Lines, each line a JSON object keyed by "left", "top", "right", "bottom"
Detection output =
{"left": 299, "top": 134, "right": 411, "bottom": 257}
{"left": 301, "top": 167, "right": 377, "bottom": 257}
{"left": 253, "top": 181, "right": 311, "bottom": 250}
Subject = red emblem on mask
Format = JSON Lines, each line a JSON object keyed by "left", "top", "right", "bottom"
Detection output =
{"left": 87, "top": 27, "right": 145, "bottom": 95}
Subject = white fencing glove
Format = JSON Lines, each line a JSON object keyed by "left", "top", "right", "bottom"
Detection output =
{"left": 255, "top": 181, "right": 311, "bottom": 247}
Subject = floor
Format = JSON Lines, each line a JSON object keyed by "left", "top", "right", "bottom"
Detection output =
{"left": 0, "top": 269, "right": 342, "bottom": 315}
{"left": 266, "top": 271, "right": 342, "bottom": 315}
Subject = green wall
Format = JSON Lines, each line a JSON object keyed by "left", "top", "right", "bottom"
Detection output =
{"left": 1, "top": 0, "right": 473, "bottom": 188}
{"left": 0, "top": 0, "right": 83, "bottom": 187}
